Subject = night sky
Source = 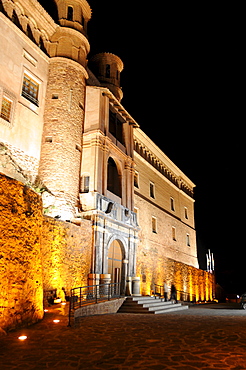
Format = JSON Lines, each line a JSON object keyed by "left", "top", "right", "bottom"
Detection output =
{"left": 41, "top": 1, "right": 243, "bottom": 294}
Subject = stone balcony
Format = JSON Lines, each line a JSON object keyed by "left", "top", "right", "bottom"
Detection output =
{"left": 79, "top": 192, "right": 138, "bottom": 228}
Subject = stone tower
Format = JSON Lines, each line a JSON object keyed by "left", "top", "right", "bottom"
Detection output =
{"left": 89, "top": 53, "right": 124, "bottom": 101}
{"left": 38, "top": 0, "right": 91, "bottom": 220}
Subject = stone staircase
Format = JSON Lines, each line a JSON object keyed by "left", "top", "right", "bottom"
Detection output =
{"left": 118, "top": 296, "right": 189, "bottom": 314}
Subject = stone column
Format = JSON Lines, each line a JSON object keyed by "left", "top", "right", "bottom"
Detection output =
{"left": 121, "top": 259, "right": 128, "bottom": 295}
{"left": 132, "top": 277, "right": 141, "bottom": 296}
{"left": 126, "top": 276, "right": 132, "bottom": 296}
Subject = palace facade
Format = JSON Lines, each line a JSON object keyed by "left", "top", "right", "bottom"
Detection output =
{"left": 0, "top": 0, "right": 213, "bottom": 330}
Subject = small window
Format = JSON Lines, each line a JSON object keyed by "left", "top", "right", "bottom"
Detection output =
{"left": 170, "top": 197, "right": 175, "bottom": 211}
{"left": 1, "top": 97, "right": 12, "bottom": 122}
{"left": 67, "top": 6, "right": 73, "bottom": 21}
{"left": 106, "top": 64, "right": 110, "bottom": 78}
{"left": 152, "top": 216, "right": 157, "bottom": 233}
{"left": 81, "top": 175, "right": 90, "bottom": 193}
{"left": 22, "top": 74, "right": 39, "bottom": 106}
{"left": 134, "top": 171, "right": 139, "bottom": 188}
{"left": 172, "top": 226, "right": 176, "bottom": 241}
{"left": 186, "top": 233, "right": 190, "bottom": 247}
{"left": 184, "top": 207, "right": 188, "bottom": 219}
{"left": 150, "top": 182, "right": 155, "bottom": 198}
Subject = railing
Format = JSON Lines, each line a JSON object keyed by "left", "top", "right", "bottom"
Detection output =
{"left": 153, "top": 284, "right": 196, "bottom": 302}
{"left": 68, "top": 283, "right": 121, "bottom": 326}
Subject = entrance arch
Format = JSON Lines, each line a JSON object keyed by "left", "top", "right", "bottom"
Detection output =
{"left": 108, "top": 239, "right": 123, "bottom": 284}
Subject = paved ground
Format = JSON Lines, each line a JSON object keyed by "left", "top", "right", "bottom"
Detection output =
{"left": 1, "top": 302, "right": 246, "bottom": 369}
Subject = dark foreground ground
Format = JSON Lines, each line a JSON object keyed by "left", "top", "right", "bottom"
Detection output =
{"left": 1, "top": 302, "right": 246, "bottom": 370}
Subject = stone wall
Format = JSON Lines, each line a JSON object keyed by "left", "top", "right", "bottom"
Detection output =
{"left": 0, "top": 173, "right": 44, "bottom": 331}
{"left": 74, "top": 298, "right": 126, "bottom": 325}
{"left": 41, "top": 216, "right": 92, "bottom": 300}
{"left": 0, "top": 173, "right": 92, "bottom": 331}
{"left": 0, "top": 142, "right": 39, "bottom": 184}
{"left": 137, "top": 252, "right": 214, "bottom": 301}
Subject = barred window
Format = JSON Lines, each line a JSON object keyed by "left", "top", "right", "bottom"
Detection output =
{"left": 22, "top": 74, "right": 39, "bottom": 106}
{"left": 0, "top": 96, "right": 12, "bottom": 122}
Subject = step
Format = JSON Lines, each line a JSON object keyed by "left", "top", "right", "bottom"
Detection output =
{"left": 142, "top": 301, "right": 173, "bottom": 308}
{"left": 117, "top": 297, "right": 189, "bottom": 314}
{"left": 148, "top": 302, "right": 183, "bottom": 311}
{"left": 132, "top": 299, "right": 166, "bottom": 305}
{"left": 154, "top": 305, "right": 189, "bottom": 314}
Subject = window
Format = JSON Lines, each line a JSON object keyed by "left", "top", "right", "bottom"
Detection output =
{"left": 152, "top": 216, "right": 157, "bottom": 233}
{"left": 81, "top": 175, "right": 90, "bottom": 193}
{"left": 170, "top": 197, "right": 175, "bottom": 211}
{"left": 172, "top": 226, "right": 176, "bottom": 241}
{"left": 107, "top": 157, "right": 121, "bottom": 197}
{"left": 1, "top": 96, "right": 12, "bottom": 122}
{"left": 22, "top": 74, "right": 39, "bottom": 106}
{"left": 67, "top": 6, "right": 73, "bottom": 21}
{"left": 109, "top": 109, "right": 125, "bottom": 146}
{"left": 184, "top": 207, "right": 188, "bottom": 219}
{"left": 186, "top": 233, "right": 190, "bottom": 247}
{"left": 134, "top": 171, "right": 139, "bottom": 188}
{"left": 150, "top": 182, "right": 155, "bottom": 198}
{"left": 106, "top": 64, "right": 110, "bottom": 78}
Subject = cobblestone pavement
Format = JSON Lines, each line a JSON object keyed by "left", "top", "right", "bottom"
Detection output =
{"left": 1, "top": 303, "right": 246, "bottom": 369}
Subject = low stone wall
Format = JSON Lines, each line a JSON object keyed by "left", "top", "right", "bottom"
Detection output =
{"left": 74, "top": 298, "right": 126, "bottom": 325}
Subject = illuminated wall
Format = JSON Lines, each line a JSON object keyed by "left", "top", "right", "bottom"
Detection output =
{"left": 41, "top": 216, "right": 92, "bottom": 299}
{"left": 137, "top": 253, "right": 214, "bottom": 301}
{"left": 0, "top": 173, "right": 92, "bottom": 331}
{"left": 0, "top": 173, "right": 44, "bottom": 330}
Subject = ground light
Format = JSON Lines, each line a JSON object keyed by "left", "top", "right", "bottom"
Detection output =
{"left": 53, "top": 319, "right": 60, "bottom": 323}
{"left": 18, "top": 336, "right": 27, "bottom": 341}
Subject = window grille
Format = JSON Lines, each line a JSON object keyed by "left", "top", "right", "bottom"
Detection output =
{"left": 0, "top": 97, "right": 12, "bottom": 122}
{"left": 22, "top": 74, "right": 39, "bottom": 106}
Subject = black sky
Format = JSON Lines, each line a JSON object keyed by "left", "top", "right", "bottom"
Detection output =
{"left": 40, "top": 1, "right": 244, "bottom": 294}
{"left": 87, "top": 1, "right": 244, "bottom": 294}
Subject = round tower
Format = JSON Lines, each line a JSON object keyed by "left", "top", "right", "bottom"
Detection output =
{"left": 38, "top": 0, "right": 91, "bottom": 220}
{"left": 89, "top": 53, "right": 124, "bottom": 101}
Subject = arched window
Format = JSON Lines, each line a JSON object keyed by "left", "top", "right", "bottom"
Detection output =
{"left": 67, "top": 6, "right": 73, "bottom": 21}
{"left": 107, "top": 157, "right": 121, "bottom": 198}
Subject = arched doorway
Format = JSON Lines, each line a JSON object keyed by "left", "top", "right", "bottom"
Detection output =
{"left": 108, "top": 240, "right": 123, "bottom": 284}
